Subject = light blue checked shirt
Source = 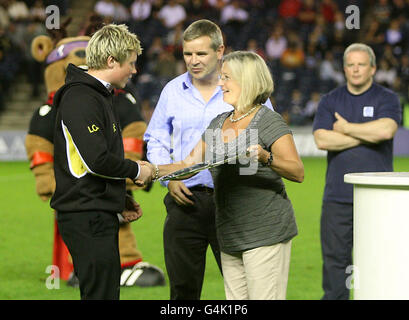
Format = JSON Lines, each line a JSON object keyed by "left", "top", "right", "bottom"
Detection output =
{"left": 144, "top": 72, "right": 273, "bottom": 188}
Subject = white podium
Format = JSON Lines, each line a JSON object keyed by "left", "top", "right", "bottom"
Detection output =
{"left": 344, "top": 172, "right": 409, "bottom": 300}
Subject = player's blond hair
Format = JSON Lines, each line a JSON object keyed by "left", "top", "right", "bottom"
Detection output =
{"left": 86, "top": 24, "right": 142, "bottom": 70}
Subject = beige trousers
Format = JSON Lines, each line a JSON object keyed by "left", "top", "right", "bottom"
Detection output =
{"left": 221, "top": 241, "right": 292, "bottom": 300}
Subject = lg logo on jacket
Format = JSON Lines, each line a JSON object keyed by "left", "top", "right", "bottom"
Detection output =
{"left": 88, "top": 124, "right": 99, "bottom": 133}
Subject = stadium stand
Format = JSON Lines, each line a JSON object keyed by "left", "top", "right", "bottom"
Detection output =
{"left": 0, "top": 0, "right": 408, "bottom": 129}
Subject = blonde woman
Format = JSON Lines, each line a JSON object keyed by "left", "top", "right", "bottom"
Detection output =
{"left": 153, "top": 51, "right": 304, "bottom": 299}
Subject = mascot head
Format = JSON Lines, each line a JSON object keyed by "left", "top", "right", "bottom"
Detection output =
{"left": 31, "top": 34, "right": 89, "bottom": 94}
{"left": 30, "top": 16, "right": 104, "bottom": 94}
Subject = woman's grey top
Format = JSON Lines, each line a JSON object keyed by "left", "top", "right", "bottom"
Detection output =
{"left": 202, "top": 105, "right": 298, "bottom": 254}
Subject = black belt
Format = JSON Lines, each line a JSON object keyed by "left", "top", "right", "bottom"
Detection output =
{"left": 190, "top": 186, "right": 214, "bottom": 194}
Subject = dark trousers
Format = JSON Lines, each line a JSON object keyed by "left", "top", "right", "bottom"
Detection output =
{"left": 163, "top": 189, "right": 222, "bottom": 300}
{"left": 320, "top": 201, "right": 353, "bottom": 300}
{"left": 57, "top": 211, "right": 121, "bottom": 300}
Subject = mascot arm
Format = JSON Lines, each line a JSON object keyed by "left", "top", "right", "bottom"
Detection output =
{"left": 25, "top": 134, "right": 55, "bottom": 201}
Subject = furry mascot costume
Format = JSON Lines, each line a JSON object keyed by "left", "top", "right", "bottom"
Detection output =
{"left": 25, "top": 19, "right": 165, "bottom": 287}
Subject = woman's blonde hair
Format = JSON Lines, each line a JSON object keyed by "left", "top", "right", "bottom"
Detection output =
{"left": 86, "top": 24, "right": 142, "bottom": 70}
{"left": 223, "top": 51, "right": 274, "bottom": 113}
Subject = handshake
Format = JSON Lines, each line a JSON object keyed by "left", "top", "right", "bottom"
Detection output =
{"left": 133, "top": 161, "right": 158, "bottom": 187}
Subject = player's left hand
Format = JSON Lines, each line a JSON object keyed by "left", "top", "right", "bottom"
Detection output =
{"left": 122, "top": 194, "right": 143, "bottom": 222}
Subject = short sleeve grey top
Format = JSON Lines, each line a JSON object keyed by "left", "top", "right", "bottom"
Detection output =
{"left": 202, "top": 105, "right": 298, "bottom": 254}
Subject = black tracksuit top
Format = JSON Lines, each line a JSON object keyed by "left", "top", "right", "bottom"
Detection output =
{"left": 50, "top": 64, "right": 140, "bottom": 213}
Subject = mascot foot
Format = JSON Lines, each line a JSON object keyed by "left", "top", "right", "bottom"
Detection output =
{"left": 66, "top": 272, "right": 79, "bottom": 288}
{"left": 120, "top": 262, "right": 166, "bottom": 287}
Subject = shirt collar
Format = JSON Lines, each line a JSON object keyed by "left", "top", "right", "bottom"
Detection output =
{"left": 181, "top": 72, "right": 222, "bottom": 93}
{"left": 182, "top": 72, "right": 193, "bottom": 90}
{"left": 88, "top": 73, "right": 114, "bottom": 92}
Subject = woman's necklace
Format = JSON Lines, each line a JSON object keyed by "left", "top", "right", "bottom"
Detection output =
{"left": 230, "top": 105, "right": 258, "bottom": 123}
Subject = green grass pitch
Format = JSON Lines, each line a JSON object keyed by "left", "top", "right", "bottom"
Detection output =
{"left": 1, "top": 157, "right": 408, "bottom": 300}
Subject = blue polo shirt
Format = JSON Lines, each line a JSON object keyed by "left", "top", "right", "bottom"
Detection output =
{"left": 313, "top": 83, "right": 401, "bottom": 203}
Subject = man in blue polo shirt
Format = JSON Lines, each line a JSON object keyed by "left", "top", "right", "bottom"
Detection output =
{"left": 313, "top": 43, "right": 401, "bottom": 300}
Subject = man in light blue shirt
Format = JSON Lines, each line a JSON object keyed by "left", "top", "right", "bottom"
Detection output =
{"left": 144, "top": 67, "right": 232, "bottom": 189}
{"left": 144, "top": 19, "right": 273, "bottom": 300}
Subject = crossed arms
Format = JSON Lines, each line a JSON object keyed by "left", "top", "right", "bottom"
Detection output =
{"left": 314, "top": 112, "right": 398, "bottom": 151}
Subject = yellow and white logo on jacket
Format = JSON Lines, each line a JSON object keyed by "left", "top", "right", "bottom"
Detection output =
{"left": 61, "top": 120, "right": 89, "bottom": 178}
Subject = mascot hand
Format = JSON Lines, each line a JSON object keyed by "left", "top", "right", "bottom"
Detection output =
{"left": 126, "top": 177, "right": 140, "bottom": 190}
{"left": 32, "top": 163, "right": 56, "bottom": 201}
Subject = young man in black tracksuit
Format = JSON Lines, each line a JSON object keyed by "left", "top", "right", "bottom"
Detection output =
{"left": 50, "top": 24, "right": 153, "bottom": 300}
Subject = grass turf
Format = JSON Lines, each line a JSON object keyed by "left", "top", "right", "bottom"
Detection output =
{"left": 0, "top": 157, "right": 408, "bottom": 300}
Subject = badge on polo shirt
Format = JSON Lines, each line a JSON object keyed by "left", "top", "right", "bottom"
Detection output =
{"left": 363, "top": 106, "right": 374, "bottom": 117}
